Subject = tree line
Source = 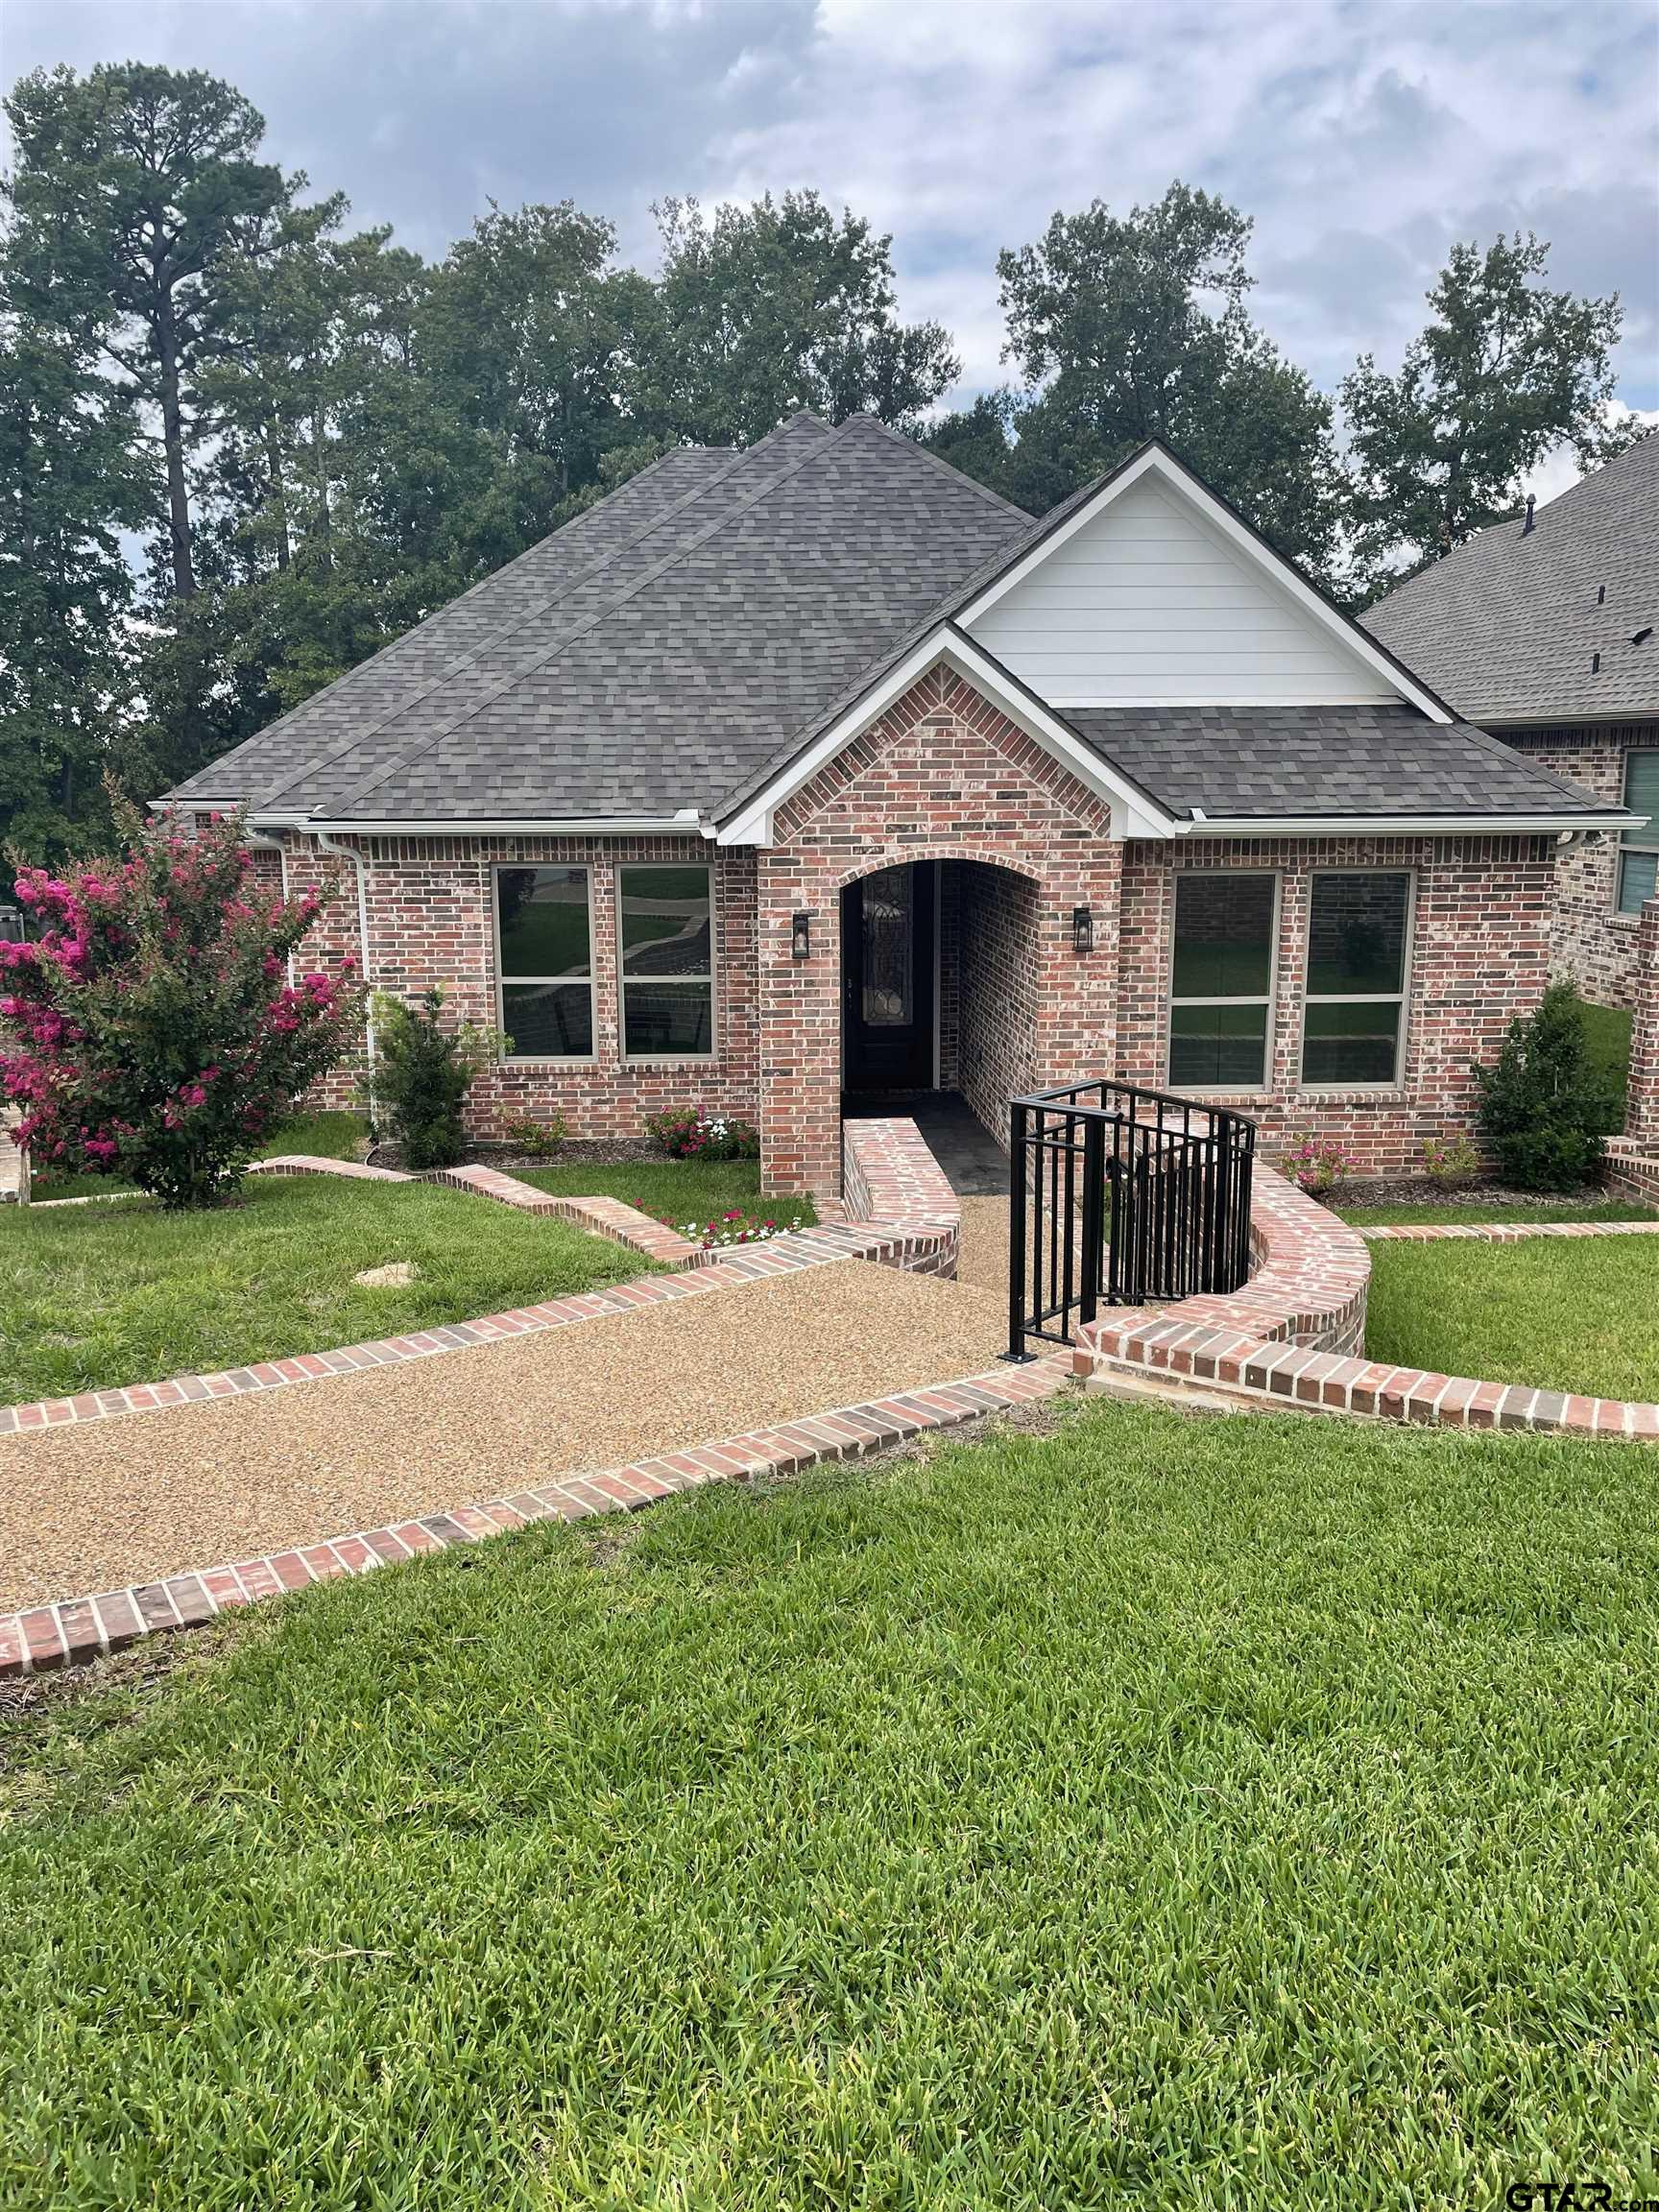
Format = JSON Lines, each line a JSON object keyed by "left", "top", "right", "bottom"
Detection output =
{"left": 1, "top": 59, "right": 1641, "bottom": 880}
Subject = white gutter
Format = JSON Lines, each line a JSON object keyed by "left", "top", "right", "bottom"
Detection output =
{"left": 284, "top": 815, "right": 709, "bottom": 839}
{"left": 312, "top": 829, "right": 378, "bottom": 1127}
{"left": 1177, "top": 812, "right": 1640, "bottom": 838}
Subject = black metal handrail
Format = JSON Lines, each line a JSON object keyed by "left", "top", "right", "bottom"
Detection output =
{"left": 1006, "top": 1079, "right": 1256, "bottom": 1358}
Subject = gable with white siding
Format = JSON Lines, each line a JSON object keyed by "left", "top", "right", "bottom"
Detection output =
{"left": 965, "top": 469, "right": 1404, "bottom": 709}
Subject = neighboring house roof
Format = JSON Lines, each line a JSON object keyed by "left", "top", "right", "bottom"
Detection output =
{"left": 160, "top": 412, "right": 1631, "bottom": 837}
{"left": 1361, "top": 433, "right": 1659, "bottom": 725}
{"left": 1064, "top": 706, "right": 1618, "bottom": 826}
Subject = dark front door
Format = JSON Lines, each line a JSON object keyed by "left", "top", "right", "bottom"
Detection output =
{"left": 841, "top": 861, "right": 935, "bottom": 1092}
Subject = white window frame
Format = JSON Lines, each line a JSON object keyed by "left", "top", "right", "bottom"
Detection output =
{"left": 1616, "top": 749, "right": 1659, "bottom": 917}
{"left": 493, "top": 864, "right": 597, "bottom": 1064}
{"left": 616, "top": 860, "right": 718, "bottom": 1064}
{"left": 1165, "top": 870, "right": 1281, "bottom": 1096}
{"left": 1299, "top": 867, "right": 1415, "bottom": 1093}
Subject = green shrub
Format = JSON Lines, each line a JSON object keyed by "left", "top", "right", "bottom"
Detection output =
{"left": 1420, "top": 1134, "right": 1480, "bottom": 1190}
{"left": 372, "top": 988, "right": 503, "bottom": 1170}
{"left": 500, "top": 1113, "right": 568, "bottom": 1160}
{"left": 1472, "top": 980, "right": 1607, "bottom": 1191}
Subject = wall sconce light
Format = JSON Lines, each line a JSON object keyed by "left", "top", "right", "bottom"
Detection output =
{"left": 1072, "top": 905, "right": 1094, "bottom": 956}
{"left": 791, "top": 910, "right": 811, "bottom": 961}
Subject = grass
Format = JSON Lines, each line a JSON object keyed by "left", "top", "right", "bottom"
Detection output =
{"left": 29, "top": 1108, "right": 370, "bottom": 1201}
{"left": 0, "top": 1173, "right": 644, "bottom": 1407}
{"left": 1582, "top": 998, "right": 1635, "bottom": 1131}
{"left": 1365, "top": 1234, "right": 1659, "bottom": 1398}
{"left": 2, "top": 1398, "right": 1657, "bottom": 2207}
{"left": 518, "top": 1158, "right": 818, "bottom": 1236}
{"left": 1340, "top": 1193, "right": 1656, "bottom": 1226}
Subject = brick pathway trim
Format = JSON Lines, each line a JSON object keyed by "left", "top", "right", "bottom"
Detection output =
{"left": 0, "top": 1353, "right": 1070, "bottom": 1677}
{"left": 1355, "top": 1217, "right": 1659, "bottom": 1244}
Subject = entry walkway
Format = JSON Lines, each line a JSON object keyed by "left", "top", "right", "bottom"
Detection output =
{"left": 843, "top": 1091, "right": 1008, "bottom": 1195}
{"left": 0, "top": 1257, "right": 1009, "bottom": 1615}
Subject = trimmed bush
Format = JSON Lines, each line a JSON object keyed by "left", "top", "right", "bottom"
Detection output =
{"left": 1472, "top": 979, "right": 1607, "bottom": 1191}
{"left": 373, "top": 988, "right": 504, "bottom": 1170}
{"left": 0, "top": 803, "right": 361, "bottom": 1209}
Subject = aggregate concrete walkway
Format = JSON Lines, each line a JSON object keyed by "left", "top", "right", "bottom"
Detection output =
{"left": 0, "top": 1257, "right": 1006, "bottom": 1612}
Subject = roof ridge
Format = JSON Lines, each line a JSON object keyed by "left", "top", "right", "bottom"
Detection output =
{"left": 326, "top": 411, "right": 877, "bottom": 820}
{"left": 251, "top": 431, "right": 805, "bottom": 814}
{"left": 837, "top": 409, "right": 1036, "bottom": 521}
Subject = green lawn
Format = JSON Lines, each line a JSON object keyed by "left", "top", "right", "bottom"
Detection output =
{"left": 1365, "top": 1234, "right": 1659, "bottom": 1398}
{"left": 519, "top": 1159, "right": 817, "bottom": 1238}
{"left": 3, "top": 1399, "right": 1657, "bottom": 2206}
{"left": 1341, "top": 1194, "right": 1656, "bottom": 1227}
{"left": 1582, "top": 998, "right": 1635, "bottom": 1131}
{"left": 0, "top": 1174, "right": 643, "bottom": 1406}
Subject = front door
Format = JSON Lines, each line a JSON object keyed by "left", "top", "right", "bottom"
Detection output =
{"left": 841, "top": 861, "right": 935, "bottom": 1092}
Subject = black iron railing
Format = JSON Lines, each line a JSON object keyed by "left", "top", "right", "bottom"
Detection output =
{"left": 1006, "top": 1079, "right": 1256, "bottom": 1358}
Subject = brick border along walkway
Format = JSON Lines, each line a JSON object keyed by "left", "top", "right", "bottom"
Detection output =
{"left": 0, "top": 1119, "right": 974, "bottom": 1672}
{"left": 1080, "top": 1169, "right": 1659, "bottom": 1443}
{"left": 1355, "top": 1217, "right": 1659, "bottom": 1243}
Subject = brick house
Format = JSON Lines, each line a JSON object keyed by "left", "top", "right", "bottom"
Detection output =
{"left": 158, "top": 415, "right": 1636, "bottom": 1193}
{"left": 1365, "top": 433, "right": 1658, "bottom": 1009}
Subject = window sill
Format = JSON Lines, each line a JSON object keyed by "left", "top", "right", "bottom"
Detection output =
{"left": 500, "top": 1056, "right": 600, "bottom": 1069}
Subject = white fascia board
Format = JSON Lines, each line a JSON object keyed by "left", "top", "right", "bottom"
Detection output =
{"left": 280, "top": 815, "right": 709, "bottom": 839}
{"left": 716, "top": 627, "right": 1176, "bottom": 846}
{"left": 1181, "top": 812, "right": 1637, "bottom": 838}
{"left": 957, "top": 445, "right": 1453, "bottom": 726}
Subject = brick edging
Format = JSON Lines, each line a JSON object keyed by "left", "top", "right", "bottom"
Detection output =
{"left": 0, "top": 1355, "right": 1072, "bottom": 1676}
{"left": 1355, "top": 1217, "right": 1659, "bottom": 1243}
{"left": 1084, "top": 1313, "right": 1659, "bottom": 1445}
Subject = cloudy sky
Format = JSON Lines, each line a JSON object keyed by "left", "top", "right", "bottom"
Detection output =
{"left": 6, "top": 0, "right": 1657, "bottom": 482}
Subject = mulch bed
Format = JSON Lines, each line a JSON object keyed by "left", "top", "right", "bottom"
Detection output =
{"left": 368, "top": 1137, "right": 669, "bottom": 1174}
{"left": 1333, "top": 1176, "right": 1622, "bottom": 1211}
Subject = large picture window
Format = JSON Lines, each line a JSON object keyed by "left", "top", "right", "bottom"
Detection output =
{"left": 619, "top": 863, "right": 714, "bottom": 1058}
{"left": 1167, "top": 873, "right": 1277, "bottom": 1090}
{"left": 1617, "top": 751, "right": 1659, "bottom": 915}
{"left": 1301, "top": 872, "right": 1411, "bottom": 1087}
{"left": 495, "top": 867, "right": 593, "bottom": 1058}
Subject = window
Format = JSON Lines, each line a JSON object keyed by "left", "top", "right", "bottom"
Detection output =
{"left": 1168, "top": 873, "right": 1276, "bottom": 1090}
{"left": 1301, "top": 872, "right": 1411, "bottom": 1087}
{"left": 1618, "top": 751, "right": 1659, "bottom": 915}
{"left": 495, "top": 867, "right": 593, "bottom": 1058}
{"left": 619, "top": 863, "right": 714, "bottom": 1058}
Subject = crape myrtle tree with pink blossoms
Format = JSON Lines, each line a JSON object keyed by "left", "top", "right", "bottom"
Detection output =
{"left": 0, "top": 798, "right": 363, "bottom": 1208}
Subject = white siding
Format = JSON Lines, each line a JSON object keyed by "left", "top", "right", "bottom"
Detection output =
{"left": 967, "top": 476, "right": 1402, "bottom": 706}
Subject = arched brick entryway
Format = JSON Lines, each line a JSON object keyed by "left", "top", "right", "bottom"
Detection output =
{"left": 754, "top": 666, "right": 1124, "bottom": 1193}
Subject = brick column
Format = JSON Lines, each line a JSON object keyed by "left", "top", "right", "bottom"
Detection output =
{"left": 1625, "top": 896, "right": 1659, "bottom": 1147}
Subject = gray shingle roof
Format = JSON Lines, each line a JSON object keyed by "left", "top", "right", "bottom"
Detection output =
{"left": 162, "top": 415, "right": 1633, "bottom": 833}
{"left": 1361, "top": 434, "right": 1659, "bottom": 725}
{"left": 165, "top": 412, "right": 1031, "bottom": 823}
{"left": 1065, "top": 707, "right": 1618, "bottom": 821}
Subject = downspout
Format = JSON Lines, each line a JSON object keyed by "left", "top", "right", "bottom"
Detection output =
{"left": 311, "top": 829, "right": 378, "bottom": 1129}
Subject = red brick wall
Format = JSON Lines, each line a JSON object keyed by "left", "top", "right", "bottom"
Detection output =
{"left": 951, "top": 858, "right": 1041, "bottom": 1144}
{"left": 263, "top": 666, "right": 1566, "bottom": 1190}
{"left": 277, "top": 831, "right": 758, "bottom": 1139}
{"left": 1627, "top": 898, "right": 1659, "bottom": 1147}
{"left": 1504, "top": 724, "right": 1655, "bottom": 1006}
{"left": 1118, "top": 833, "right": 1557, "bottom": 1174}
{"left": 757, "top": 665, "right": 1122, "bottom": 1191}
